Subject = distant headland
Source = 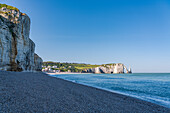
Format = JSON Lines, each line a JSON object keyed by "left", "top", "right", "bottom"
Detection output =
{"left": 42, "top": 62, "right": 132, "bottom": 74}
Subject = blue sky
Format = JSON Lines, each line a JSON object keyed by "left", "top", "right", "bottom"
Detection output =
{"left": 1, "top": 0, "right": 170, "bottom": 72}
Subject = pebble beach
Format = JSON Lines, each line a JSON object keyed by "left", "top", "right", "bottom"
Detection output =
{"left": 0, "top": 71, "right": 170, "bottom": 113}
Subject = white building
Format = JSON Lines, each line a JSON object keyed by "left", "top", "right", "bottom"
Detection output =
{"left": 47, "top": 66, "right": 51, "bottom": 68}
{"left": 52, "top": 66, "right": 58, "bottom": 68}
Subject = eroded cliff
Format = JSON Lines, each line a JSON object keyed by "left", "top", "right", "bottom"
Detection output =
{"left": 84, "top": 63, "right": 131, "bottom": 74}
{"left": 0, "top": 4, "right": 42, "bottom": 71}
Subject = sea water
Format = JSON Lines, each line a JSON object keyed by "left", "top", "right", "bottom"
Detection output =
{"left": 49, "top": 73, "right": 170, "bottom": 108}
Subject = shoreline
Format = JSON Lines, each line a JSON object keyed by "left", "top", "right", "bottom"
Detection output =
{"left": 47, "top": 72, "right": 91, "bottom": 75}
{"left": 1, "top": 71, "right": 170, "bottom": 112}
{"left": 49, "top": 73, "right": 170, "bottom": 108}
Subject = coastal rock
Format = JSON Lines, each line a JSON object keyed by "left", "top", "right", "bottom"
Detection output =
{"left": 34, "top": 53, "right": 43, "bottom": 71}
{"left": 0, "top": 4, "right": 42, "bottom": 71}
{"left": 85, "top": 63, "right": 130, "bottom": 74}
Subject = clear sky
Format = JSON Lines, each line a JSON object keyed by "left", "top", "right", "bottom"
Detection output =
{"left": 1, "top": 0, "right": 170, "bottom": 73}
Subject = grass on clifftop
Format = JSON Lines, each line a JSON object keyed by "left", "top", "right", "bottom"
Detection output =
{"left": 43, "top": 62, "right": 117, "bottom": 72}
{"left": 0, "top": 4, "right": 19, "bottom": 11}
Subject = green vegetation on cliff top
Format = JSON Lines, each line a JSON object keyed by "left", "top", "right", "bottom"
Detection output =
{"left": 43, "top": 62, "right": 100, "bottom": 69}
{"left": 43, "top": 62, "right": 117, "bottom": 72}
{"left": 0, "top": 4, "right": 19, "bottom": 11}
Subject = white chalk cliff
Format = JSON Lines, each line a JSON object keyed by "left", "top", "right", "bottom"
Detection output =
{"left": 0, "top": 4, "right": 42, "bottom": 71}
{"left": 84, "top": 63, "right": 132, "bottom": 74}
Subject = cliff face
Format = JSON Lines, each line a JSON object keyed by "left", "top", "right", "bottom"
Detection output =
{"left": 84, "top": 63, "right": 130, "bottom": 74}
{"left": 0, "top": 4, "right": 42, "bottom": 71}
{"left": 34, "top": 53, "right": 43, "bottom": 71}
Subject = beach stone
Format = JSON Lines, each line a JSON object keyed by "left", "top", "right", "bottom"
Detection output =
{"left": 0, "top": 4, "right": 42, "bottom": 71}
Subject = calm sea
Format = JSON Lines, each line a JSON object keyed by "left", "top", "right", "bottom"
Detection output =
{"left": 49, "top": 73, "right": 170, "bottom": 108}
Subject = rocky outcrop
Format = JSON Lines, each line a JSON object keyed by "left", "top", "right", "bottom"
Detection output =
{"left": 84, "top": 63, "right": 131, "bottom": 74}
{"left": 0, "top": 4, "right": 42, "bottom": 71}
{"left": 34, "top": 53, "right": 43, "bottom": 71}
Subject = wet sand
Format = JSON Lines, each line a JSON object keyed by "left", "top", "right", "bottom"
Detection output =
{"left": 0, "top": 71, "right": 169, "bottom": 113}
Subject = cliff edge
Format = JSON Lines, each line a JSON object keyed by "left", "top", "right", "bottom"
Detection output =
{"left": 84, "top": 63, "right": 132, "bottom": 74}
{"left": 0, "top": 4, "right": 42, "bottom": 71}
